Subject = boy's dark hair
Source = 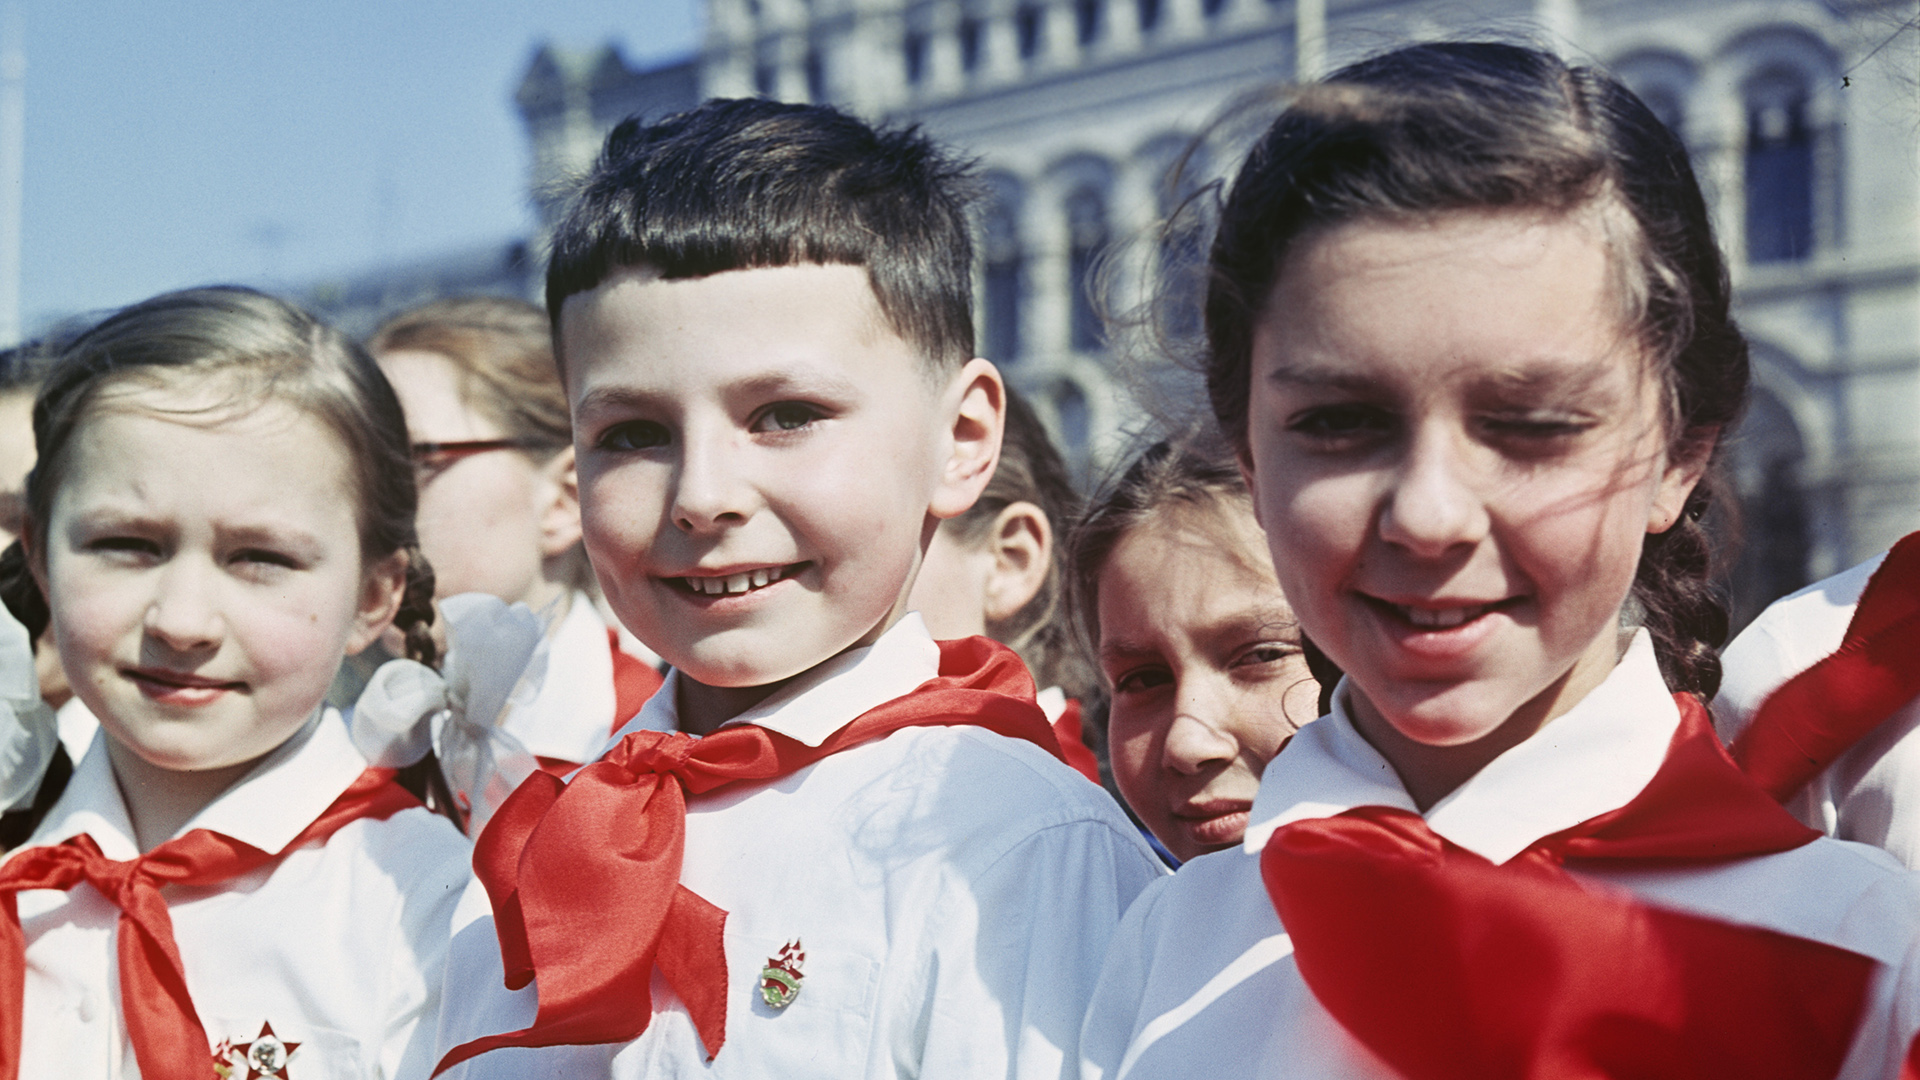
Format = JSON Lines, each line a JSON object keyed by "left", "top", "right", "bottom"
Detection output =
{"left": 1201, "top": 41, "right": 1746, "bottom": 702}
{"left": 547, "top": 98, "right": 979, "bottom": 373}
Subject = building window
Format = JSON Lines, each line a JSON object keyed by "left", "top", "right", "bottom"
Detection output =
{"left": 1201, "top": 0, "right": 1227, "bottom": 18}
{"left": 804, "top": 49, "right": 826, "bottom": 102}
{"left": 1639, "top": 87, "right": 1685, "bottom": 145}
{"left": 1017, "top": 6, "right": 1042, "bottom": 60}
{"left": 1075, "top": 0, "right": 1101, "bottom": 47}
{"left": 983, "top": 189, "right": 1024, "bottom": 363}
{"left": 960, "top": 17, "right": 983, "bottom": 72}
{"left": 754, "top": 63, "right": 776, "bottom": 97}
{"left": 1055, "top": 378, "right": 1091, "bottom": 455}
{"left": 1067, "top": 186, "right": 1109, "bottom": 353}
{"left": 1137, "top": 0, "right": 1162, "bottom": 33}
{"left": 904, "top": 31, "right": 926, "bottom": 85}
{"left": 1745, "top": 74, "right": 1814, "bottom": 264}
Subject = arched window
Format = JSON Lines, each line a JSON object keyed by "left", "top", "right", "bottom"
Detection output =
{"left": 804, "top": 49, "right": 826, "bottom": 102}
{"left": 1066, "top": 186, "right": 1109, "bottom": 353}
{"left": 904, "top": 31, "right": 927, "bottom": 85}
{"left": 983, "top": 178, "right": 1025, "bottom": 364}
{"left": 1745, "top": 70, "right": 1815, "bottom": 263}
{"left": 1728, "top": 384, "right": 1811, "bottom": 625}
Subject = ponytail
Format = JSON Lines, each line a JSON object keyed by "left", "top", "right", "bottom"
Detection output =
{"left": 1631, "top": 479, "right": 1728, "bottom": 704}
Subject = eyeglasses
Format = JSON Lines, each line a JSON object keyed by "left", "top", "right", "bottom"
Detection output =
{"left": 411, "top": 439, "right": 545, "bottom": 486}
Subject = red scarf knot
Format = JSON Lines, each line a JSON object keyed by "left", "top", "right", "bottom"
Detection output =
{"left": 435, "top": 635, "right": 1063, "bottom": 1076}
{"left": 1262, "top": 695, "right": 1879, "bottom": 1080}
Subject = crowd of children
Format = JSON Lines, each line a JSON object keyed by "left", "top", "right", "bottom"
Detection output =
{"left": 0, "top": 35, "right": 1916, "bottom": 1080}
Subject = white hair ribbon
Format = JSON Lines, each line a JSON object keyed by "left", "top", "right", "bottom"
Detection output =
{"left": 348, "top": 592, "right": 546, "bottom": 832}
{"left": 0, "top": 603, "right": 59, "bottom": 811}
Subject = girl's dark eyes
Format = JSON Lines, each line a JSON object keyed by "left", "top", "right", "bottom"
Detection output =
{"left": 233, "top": 548, "right": 299, "bottom": 570}
{"left": 596, "top": 420, "right": 671, "bottom": 452}
{"left": 1112, "top": 665, "right": 1173, "bottom": 695}
{"left": 753, "top": 402, "right": 825, "bottom": 434}
{"left": 88, "top": 536, "right": 160, "bottom": 557}
{"left": 1232, "top": 643, "right": 1300, "bottom": 670}
{"left": 1287, "top": 404, "right": 1393, "bottom": 441}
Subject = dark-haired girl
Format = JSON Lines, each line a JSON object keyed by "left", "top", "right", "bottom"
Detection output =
{"left": 0, "top": 288, "right": 469, "bottom": 1078}
{"left": 1081, "top": 41, "right": 1920, "bottom": 1079}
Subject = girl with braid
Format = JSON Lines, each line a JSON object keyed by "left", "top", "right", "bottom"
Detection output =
{"left": 0, "top": 287, "right": 469, "bottom": 1079}
{"left": 1080, "top": 42, "right": 1920, "bottom": 1079}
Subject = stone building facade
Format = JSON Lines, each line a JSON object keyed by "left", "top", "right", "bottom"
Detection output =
{"left": 318, "top": 0, "right": 1918, "bottom": 623}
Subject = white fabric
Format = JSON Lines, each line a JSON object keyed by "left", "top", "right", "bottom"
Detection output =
{"left": 437, "top": 615, "right": 1167, "bottom": 1080}
{"left": 1081, "top": 634, "right": 1920, "bottom": 1080}
{"left": 499, "top": 590, "right": 628, "bottom": 762}
{"left": 55, "top": 696, "right": 98, "bottom": 771}
{"left": 0, "top": 601, "right": 57, "bottom": 809}
{"left": 9, "top": 713, "right": 472, "bottom": 1080}
{"left": 1713, "top": 552, "right": 1920, "bottom": 868}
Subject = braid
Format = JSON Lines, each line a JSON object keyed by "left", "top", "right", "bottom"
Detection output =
{"left": 393, "top": 544, "right": 439, "bottom": 668}
{"left": 1630, "top": 478, "right": 1727, "bottom": 704}
{"left": 0, "top": 540, "right": 48, "bottom": 643}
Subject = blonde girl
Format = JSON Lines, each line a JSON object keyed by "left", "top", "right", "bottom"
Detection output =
{"left": 0, "top": 287, "right": 470, "bottom": 1079}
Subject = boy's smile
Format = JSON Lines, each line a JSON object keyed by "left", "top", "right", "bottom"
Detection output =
{"left": 563, "top": 263, "right": 1001, "bottom": 718}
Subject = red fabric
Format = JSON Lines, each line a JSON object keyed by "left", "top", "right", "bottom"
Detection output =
{"left": 434, "top": 636, "right": 1064, "bottom": 1075}
{"left": 1262, "top": 695, "right": 1879, "bottom": 1080}
{"left": 1052, "top": 698, "right": 1101, "bottom": 784}
{"left": 609, "top": 630, "right": 666, "bottom": 738}
{"left": 1734, "top": 530, "right": 1920, "bottom": 802}
{"left": 532, "top": 757, "right": 579, "bottom": 777}
{"left": 0, "top": 768, "right": 420, "bottom": 1080}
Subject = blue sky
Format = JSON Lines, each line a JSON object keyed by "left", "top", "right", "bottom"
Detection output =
{"left": 19, "top": 1, "right": 699, "bottom": 333}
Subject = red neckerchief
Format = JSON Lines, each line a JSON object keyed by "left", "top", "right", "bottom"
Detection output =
{"left": 1052, "top": 697, "right": 1101, "bottom": 784}
{"left": 434, "top": 636, "right": 1064, "bottom": 1075}
{"left": 1262, "top": 695, "right": 1882, "bottom": 1080}
{"left": 1735, "top": 530, "right": 1920, "bottom": 801}
{"left": 0, "top": 767, "right": 421, "bottom": 1080}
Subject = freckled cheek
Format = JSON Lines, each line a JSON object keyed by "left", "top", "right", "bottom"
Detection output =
{"left": 1104, "top": 708, "right": 1164, "bottom": 811}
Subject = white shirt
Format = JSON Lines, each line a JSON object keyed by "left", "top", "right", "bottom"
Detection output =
{"left": 1082, "top": 632, "right": 1920, "bottom": 1080}
{"left": 11, "top": 711, "right": 472, "bottom": 1080}
{"left": 497, "top": 589, "right": 635, "bottom": 763}
{"left": 1714, "top": 553, "right": 1920, "bottom": 867}
{"left": 437, "top": 614, "right": 1167, "bottom": 1080}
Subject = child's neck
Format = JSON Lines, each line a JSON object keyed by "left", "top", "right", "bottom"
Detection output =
{"left": 1349, "top": 629, "right": 1632, "bottom": 812}
{"left": 675, "top": 677, "right": 797, "bottom": 738}
{"left": 104, "top": 718, "right": 314, "bottom": 853}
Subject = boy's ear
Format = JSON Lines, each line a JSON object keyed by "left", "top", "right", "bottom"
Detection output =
{"left": 929, "top": 358, "right": 1005, "bottom": 521}
{"left": 346, "top": 551, "right": 410, "bottom": 656}
{"left": 537, "top": 446, "right": 584, "bottom": 559}
{"left": 1647, "top": 427, "right": 1718, "bottom": 534}
{"left": 982, "top": 501, "right": 1052, "bottom": 624}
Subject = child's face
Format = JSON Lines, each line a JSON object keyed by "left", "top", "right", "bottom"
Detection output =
{"left": 378, "top": 348, "right": 574, "bottom": 611}
{"left": 36, "top": 389, "right": 401, "bottom": 773}
{"left": 1242, "top": 209, "right": 1704, "bottom": 756}
{"left": 1097, "top": 498, "right": 1315, "bottom": 862}
{"left": 563, "top": 264, "right": 983, "bottom": 688}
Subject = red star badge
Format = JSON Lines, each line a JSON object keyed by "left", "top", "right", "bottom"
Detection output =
{"left": 234, "top": 1021, "right": 301, "bottom": 1079}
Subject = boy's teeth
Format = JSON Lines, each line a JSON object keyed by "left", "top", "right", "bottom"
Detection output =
{"left": 1402, "top": 605, "right": 1481, "bottom": 628}
{"left": 684, "top": 565, "right": 790, "bottom": 596}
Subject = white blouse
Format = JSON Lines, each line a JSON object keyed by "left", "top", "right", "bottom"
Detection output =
{"left": 1082, "top": 632, "right": 1920, "bottom": 1080}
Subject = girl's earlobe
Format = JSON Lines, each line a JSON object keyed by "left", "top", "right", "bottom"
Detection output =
{"left": 930, "top": 358, "right": 1006, "bottom": 520}
{"left": 538, "top": 446, "right": 585, "bottom": 558}
{"left": 1647, "top": 428, "right": 1718, "bottom": 535}
{"left": 348, "top": 552, "right": 410, "bottom": 655}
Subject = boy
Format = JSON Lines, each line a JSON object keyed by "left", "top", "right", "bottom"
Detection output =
{"left": 432, "top": 99, "right": 1165, "bottom": 1079}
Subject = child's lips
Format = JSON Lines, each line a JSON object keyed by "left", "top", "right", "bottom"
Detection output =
{"left": 123, "top": 667, "right": 245, "bottom": 705}
{"left": 1356, "top": 592, "right": 1521, "bottom": 657}
{"left": 1174, "top": 799, "right": 1253, "bottom": 848}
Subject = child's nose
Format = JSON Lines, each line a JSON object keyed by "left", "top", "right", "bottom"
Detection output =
{"left": 670, "top": 434, "right": 756, "bottom": 533}
{"left": 1377, "top": 426, "right": 1490, "bottom": 557}
{"left": 1162, "top": 688, "right": 1239, "bottom": 775}
{"left": 142, "top": 563, "right": 225, "bottom": 654}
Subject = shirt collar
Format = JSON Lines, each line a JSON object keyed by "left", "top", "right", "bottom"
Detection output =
{"left": 29, "top": 708, "right": 373, "bottom": 859}
{"left": 1243, "top": 629, "right": 1679, "bottom": 865}
{"left": 615, "top": 613, "right": 943, "bottom": 749}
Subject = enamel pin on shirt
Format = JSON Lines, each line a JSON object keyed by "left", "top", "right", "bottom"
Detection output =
{"left": 759, "top": 939, "right": 806, "bottom": 1008}
{"left": 214, "top": 1021, "right": 301, "bottom": 1079}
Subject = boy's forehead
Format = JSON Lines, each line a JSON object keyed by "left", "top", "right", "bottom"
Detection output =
{"left": 559, "top": 264, "right": 930, "bottom": 388}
